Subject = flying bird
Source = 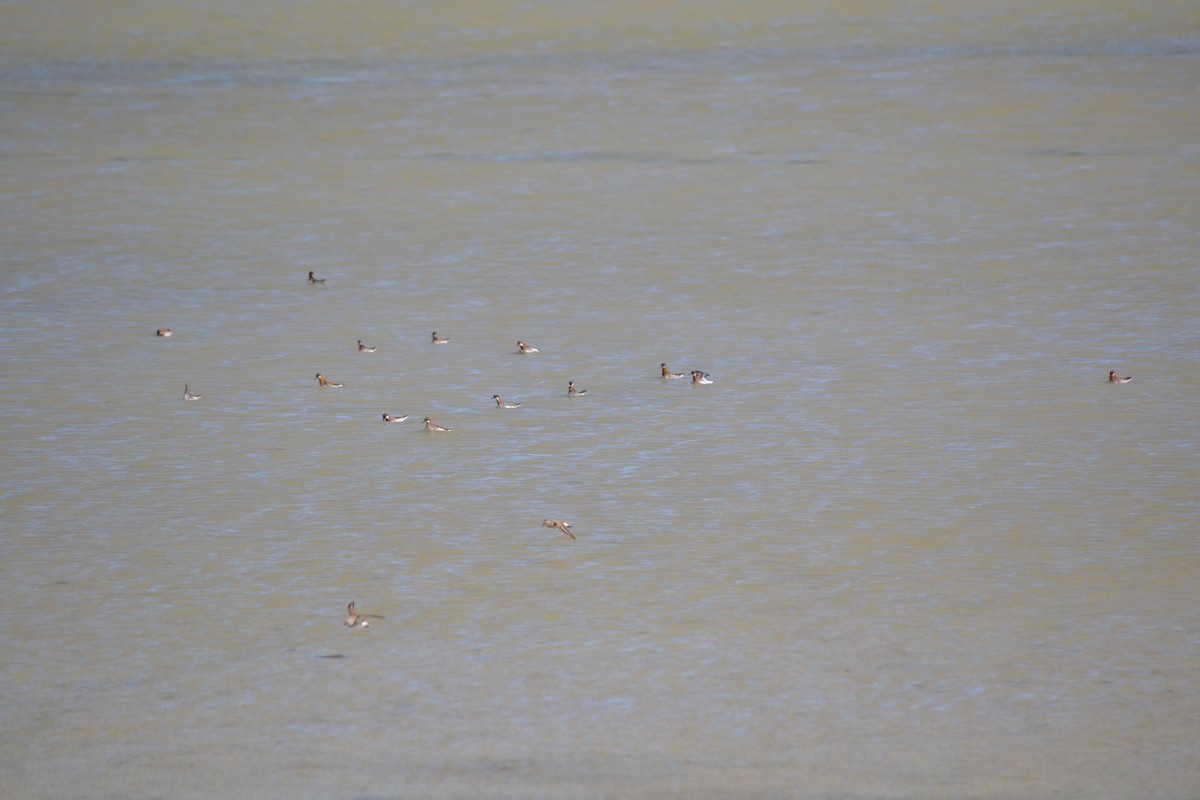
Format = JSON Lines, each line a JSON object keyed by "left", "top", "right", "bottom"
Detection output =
{"left": 542, "top": 519, "right": 576, "bottom": 540}
{"left": 343, "top": 601, "right": 384, "bottom": 628}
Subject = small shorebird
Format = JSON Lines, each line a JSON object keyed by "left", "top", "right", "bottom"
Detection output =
{"left": 315, "top": 373, "right": 344, "bottom": 388}
{"left": 156, "top": 328, "right": 173, "bottom": 337}
{"left": 308, "top": 271, "right": 325, "bottom": 285}
{"left": 1108, "top": 370, "right": 1132, "bottom": 384}
{"left": 183, "top": 384, "right": 202, "bottom": 401}
{"left": 542, "top": 519, "right": 576, "bottom": 540}
{"left": 517, "top": 340, "right": 539, "bottom": 354}
{"left": 357, "top": 339, "right": 378, "bottom": 353}
{"left": 382, "top": 413, "right": 409, "bottom": 423}
{"left": 493, "top": 394, "right": 523, "bottom": 409}
{"left": 567, "top": 380, "right": 587, "bottom": 397}
{"left": 423, "top": 417, "right": 451, "bottom": 432}
{"left": 431, "top": 332, "right": 451, "bottom": 344}
{"left": 661, "top": 363, "right": 684, "bottom": 379}
{"left": 343, "top": 601, "right": 384, "bottom": 628}
{"left": 691, "top": 370, "right": 713, "bottom": 384}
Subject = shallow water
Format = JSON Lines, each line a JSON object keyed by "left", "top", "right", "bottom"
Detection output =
{"left": 2, "top": 2, "right": 1199, "bottom": 798}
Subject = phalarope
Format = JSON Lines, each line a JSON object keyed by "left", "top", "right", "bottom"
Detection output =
{"left": 517, "top": 340, "right": 539, "bottom": 354}
{"left": 661, "top": 363, "right": 684, "bottom": 379}
{"left": 183, "top": 384, "right": 202, "bottom": 401}
{"left": 1108, "top": 370, "right": 1133, "bottom": 384}
{"left": 343, "top": 601, "right": 384, "bottom": 628}
{"left": 567, "top": 381, "right": 587, "bottom": 397}
{"left": 382, "top": 414, "right": 409, "bottom": 423}
{"left": 493, "top": 394, "right": 523, "bottom": 409}
{"left": 542, "top": 519, "right": 576, "bottom": 540}
{"left": 431, "top": 332, "right": 451, "bottom": 344}
{"left": 308, "top": 271, "right": 325, "bottom": 285}
{"left": 315, "top": 373, "right": 344, "bottom": 388}
{"left": 423, "top": 417, "right": 451, "bottom": 432}
{"left": 156, "top": 328, "right": 173, "bottom": 337}
{"left": 358, "top": 339, "right": 378, "bottom": 353}
{"left": 691, "top": 370, "right": 714, "bottom": 384}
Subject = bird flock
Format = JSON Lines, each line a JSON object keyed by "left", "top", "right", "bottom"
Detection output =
{"left": 161, "top": 271, "right": 727, "bottom": 629}
{"left": 164, "top": 272, "right": 1134, "bottom": 629}
{"left": 170, "top": 272, "right": 719, "bottom": 429}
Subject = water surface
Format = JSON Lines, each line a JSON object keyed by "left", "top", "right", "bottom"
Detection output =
{"left": 2, "top": 2, "right": 1198, "bottom": 798}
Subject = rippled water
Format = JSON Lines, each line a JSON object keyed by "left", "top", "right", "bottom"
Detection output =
{"left": 3, "top": 2, "right": 1198, "bottom": 798}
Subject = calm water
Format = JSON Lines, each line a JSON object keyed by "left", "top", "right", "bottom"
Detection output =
{"left": 2, "top": 2, "right": 1198, "bottom": 798}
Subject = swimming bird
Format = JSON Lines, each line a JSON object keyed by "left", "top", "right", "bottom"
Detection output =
{"left": 358, "top": 339, "right": 378, "bottom": 353}
{"left": 1108, "top": 370, "right": 1132, "bottom": 384}
{"left": 691, "top": 370, "right": 713, "bottom": 384}
{"left": 493, "top": 394, "right": 523, "bottom": 409}
{"left": 183, "top": 384, "right": 202, "bottom": 401}
{"left": 542, "top": 519, "right": 576, "bottom": 540}
{"left": 308, "top": 271, "right": 325, "bottom": 285}
{"left": 343, "top": 601, "right": 384, "bottom": 628}
{"left": 315, "top": 373, "right": 344, "bottom": 388}
{"left": 517, "top": 340, "right": 539, "bottom": 354}
{"left": 423, "top": 417, "right": 451, "bottom": 432}
{"left": 431, "top": 332, "right": 451, "bottom": 344}
{"left": 661, "top": 363, "right": 684, "bottom": 379}
{"left": 382, "top": 414, "right": 409, "bottom": 423}
{"left": 567, "top": 381, "right": 587, "bottom": 397}
{"left": 156, "top": 328, "right": 173, "bottom": 337}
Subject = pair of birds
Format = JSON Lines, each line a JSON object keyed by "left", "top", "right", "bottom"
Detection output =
{"left": 515, "top": 343, "right": 589, "bottom": 389}
{"left": 661, "top": 363, "right": 714, "bottom": 384}
{"left": 382, "top": 390, "right": 561, "bottom": 424}
{"left": 363, "top": 333, "right": 450, "bottom": 349}
{"left": 318, "top": 374, "right": 442, "bottom": 429}
{"left": 381, "top": 414, "right": 451, "bottom": 431}
{"left": 344, "top": 521, "right": 578, "bottom": 628}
